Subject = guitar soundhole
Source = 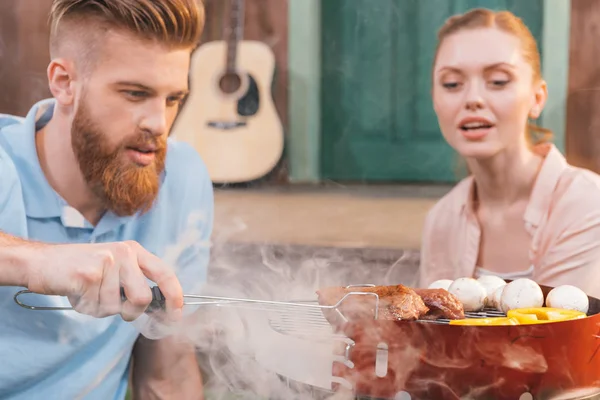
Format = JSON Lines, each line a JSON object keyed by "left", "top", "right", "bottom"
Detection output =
{"left": 219, "top": 72, "right": 242, "bottom": 94}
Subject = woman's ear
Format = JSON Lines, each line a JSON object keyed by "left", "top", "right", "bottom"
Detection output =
{"left": 529, "top": 79, "right": 548, "bottom": 119}
{"left": 47, "top": 58, "right": 76, "bottom": 106}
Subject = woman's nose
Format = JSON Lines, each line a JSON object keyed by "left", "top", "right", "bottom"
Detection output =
{"left": 464, "top": 81, "right": 485, "bottom": 111}
{"left": 465, "top": 100, "right": 484, "bottom": 111}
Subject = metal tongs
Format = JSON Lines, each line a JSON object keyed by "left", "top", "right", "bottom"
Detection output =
{"left": 13, "top": 284, "right": 381, "bottom": 322}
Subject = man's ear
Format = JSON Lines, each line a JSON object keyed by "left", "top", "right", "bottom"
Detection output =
{"left": 47, "top": 58, "right": 77, "bottom": 106}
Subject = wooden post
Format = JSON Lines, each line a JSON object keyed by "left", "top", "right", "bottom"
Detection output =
{"left": 566, "top": 0, "right": 600, "bottom": 173}
{"left": 0, "top": 0, "right": 53, "bottom": 116}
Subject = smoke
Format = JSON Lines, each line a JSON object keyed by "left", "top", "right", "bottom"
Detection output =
{"left": 128, "top": 212, "right": 594, "bottom": 400}
{"left": 129, "top": 211, "right": 421, "bottom": 400}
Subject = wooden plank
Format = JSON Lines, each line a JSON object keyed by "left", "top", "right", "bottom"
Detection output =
{"left": 0, "top": 0, "right": 26, "bottom": 116}
{"left": 566, "top": 0, "right": 600, "bottom": 173}
{"left": 16, "top": 0, "right": 54, "bottom": 115}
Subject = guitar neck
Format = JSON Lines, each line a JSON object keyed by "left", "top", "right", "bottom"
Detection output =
{"left": 225, "top": 0, "right": 245, "bottom": 73}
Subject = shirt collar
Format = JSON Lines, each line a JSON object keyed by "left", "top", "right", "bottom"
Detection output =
{"left": 460, "top": 143, "right": 568, "bottom": 228}
{"left": 3, "top": 98, "right": 168, "bottom": 230}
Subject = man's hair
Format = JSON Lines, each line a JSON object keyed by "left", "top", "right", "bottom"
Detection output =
{"left": 49, "top": 0, "right": 205, "bottom": 60}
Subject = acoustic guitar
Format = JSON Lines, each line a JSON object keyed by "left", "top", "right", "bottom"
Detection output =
{"left": 171, "top": 0, "right": 284, "bottom": 184}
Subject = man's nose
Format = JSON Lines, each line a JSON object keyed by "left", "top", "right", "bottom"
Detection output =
{"left": 139, "top": 102, "right": 168, "bottom": 137}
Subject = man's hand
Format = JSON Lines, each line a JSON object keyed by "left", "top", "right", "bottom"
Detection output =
{"left": 24, "top": 240, "right": 184, "bottom": 322}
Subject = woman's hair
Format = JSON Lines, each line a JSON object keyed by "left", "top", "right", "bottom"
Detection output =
{"left": 434, "top": 8, "right": 552, "bottom": 146}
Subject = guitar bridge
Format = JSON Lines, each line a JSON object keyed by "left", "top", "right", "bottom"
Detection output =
{"left": 207, "top": 121, "right": 247, "bottom": 130}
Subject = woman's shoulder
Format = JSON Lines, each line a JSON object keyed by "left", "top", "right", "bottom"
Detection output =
{"left": 536, "top": 157, "right": 600, "bottom": 231}
{"left": 547, "top": 162, "right": 600, "bottom": 223}
{"left": 526, "top": 144, "right": 600, "bottom": 224}
{"left": 561, "top": 163, "right": 600, "bottom": 190}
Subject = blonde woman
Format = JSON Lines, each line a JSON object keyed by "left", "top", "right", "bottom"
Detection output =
{"left": 418, "top": 8, "right": 600, "bottom": 299}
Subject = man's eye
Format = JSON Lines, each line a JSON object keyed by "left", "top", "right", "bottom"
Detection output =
{"left": 124, "top": 91, "right": 148, "bottom": 99}
{"left": 166, "top": 96, "right": 184, "bottom": 107}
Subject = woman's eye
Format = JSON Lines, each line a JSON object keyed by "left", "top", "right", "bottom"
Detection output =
{"left": 442, "top": 82, "right": 460, "bottom": 89}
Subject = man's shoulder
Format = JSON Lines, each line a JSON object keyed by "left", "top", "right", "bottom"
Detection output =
{"left": 0, "top": 126, "right": 27, "bottom": 238}
{"left": 165, "top": 139, "right": 211, "bottom": 186}
{"left": 0, "top": 113, "right": 26, "bottom": 144}
{"left": 0, "top": 112, "right": 31, "bottom": 155}
{"left": 0, "top": 114, "right": 25, "bottom": 131}
{"left": 0, "top": 121, "right": 20, "bottom": 183}
{"left": 165, "top": 138, "right": 206, "bottom": 170}
{"left": 161, "top": 139, "right": 213, "bottom": 208}
{"left": 0, "top": 144, "right": 16, "bottom": 180}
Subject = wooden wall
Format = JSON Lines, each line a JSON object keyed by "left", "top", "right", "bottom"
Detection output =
{"left": 0, "top": 0, "right": 290, "bottom": 182}
{"left": 8, "top": 1, "right": 599, "bottom": 179}
{"left": 0, "top": 0, "right": 54, "bottom": 116}
{"left": 566, "top": 0, "right": 600, "bottom": 174}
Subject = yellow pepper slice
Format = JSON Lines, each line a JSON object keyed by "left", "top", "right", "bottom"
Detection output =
{"left": 449, "top": 317, "right": 520, "bottom": 326}
{"left": 506, "top": 307, "right": 586, "bottom": 325}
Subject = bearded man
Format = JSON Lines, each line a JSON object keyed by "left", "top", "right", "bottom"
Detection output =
{"left": 0, "top": 0, "right": 212, "bottom": 399}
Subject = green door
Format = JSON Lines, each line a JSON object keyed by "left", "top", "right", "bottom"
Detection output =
{"left": 320, "top": 0, "right": 544, "bottom": 183}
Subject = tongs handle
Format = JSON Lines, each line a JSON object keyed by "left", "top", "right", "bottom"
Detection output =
{"left": 121, "top": 286, "right": 166, "bottom": 313}
{"left": 15, "top": 286, "right": 166, "bottom": 313}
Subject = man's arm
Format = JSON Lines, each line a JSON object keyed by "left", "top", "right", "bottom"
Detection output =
{"left": 0, "top": 232, "right": 42, "bottom": 288}
{"left": 0, "top": 140, "right": 35, "bottom": 288}
{"left": 0, "top": 230, "right": 185, "bottom": 320}
{"left": 131, "top": 333, "right": 204, "bottom": 400}
{"left": 130, "top": 146, "right": 214, "bottom": 399}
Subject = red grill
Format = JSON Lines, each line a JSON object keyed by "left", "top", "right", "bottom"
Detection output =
{"left": 267, "top": 284, "right": 600, "bottom": 400}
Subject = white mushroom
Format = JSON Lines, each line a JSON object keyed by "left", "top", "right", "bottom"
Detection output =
{"left": 546, "top": 285, "right": 589, "bottom": 314}
{"left": 477, "top": 275, "right": 507, "bottom": 307}
{"left": 500, "top": 278, "right": 544, "bottom": 314}
{"left": 428, "top": 279, "right": 454, "bottom": 291}
{"left": 490, "top": 285, "right": 506, "bottom": 311}
{"left": 448, "top": 278, "right": 487, "bottom": 312}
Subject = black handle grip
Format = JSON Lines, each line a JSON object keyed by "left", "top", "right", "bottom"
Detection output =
{"left": 120, "top": 286, "right": 166, "bottom": 313}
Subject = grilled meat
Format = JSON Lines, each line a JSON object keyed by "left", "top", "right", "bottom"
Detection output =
{"left": 316, "top": 285, "right": 465, "bottom": 323}
{"left": 414, "top": 288, "right": 465, "bottom": 320}
{"left": 316, "top": 284, "right": 430, "bottom": 322}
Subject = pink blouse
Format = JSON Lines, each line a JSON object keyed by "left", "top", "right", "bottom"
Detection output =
{"left": 418, "top": 144, "right": 600, "bottom": 299}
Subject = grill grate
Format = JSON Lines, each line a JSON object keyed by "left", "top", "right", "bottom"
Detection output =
{"left": 267, "top": 306, "right": 346, "bottom": 341}
{"left": 266, "top": 303, "right": 508, "bottom": 340}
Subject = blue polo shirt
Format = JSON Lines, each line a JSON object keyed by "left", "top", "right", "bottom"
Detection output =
{"left": 0, "top": 99, "right": 214, "bottom": 399}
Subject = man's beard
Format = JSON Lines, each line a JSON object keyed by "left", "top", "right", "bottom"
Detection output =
{"left": 71, "top": 99, "right": 167, "bottom": 217}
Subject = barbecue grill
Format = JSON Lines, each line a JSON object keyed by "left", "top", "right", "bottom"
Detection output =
{"left": 14, "top": 283, "right": 600, "bottom": 399}
{"left": 245, "top": 284, "right": 600, "bottom": 400}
